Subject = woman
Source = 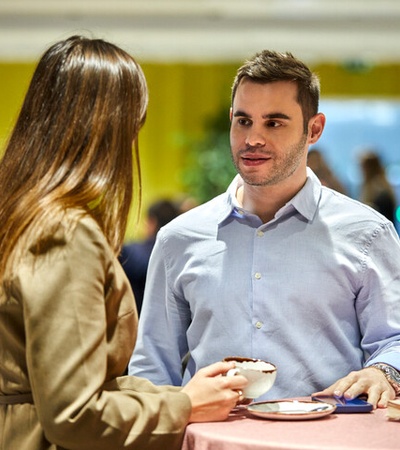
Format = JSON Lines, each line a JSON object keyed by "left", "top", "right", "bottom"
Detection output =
{"left": 359, "top": 150, "right": 397, "bottom": 223}
{"left": 0, "top": 36, "right": 246, "bottom": 450}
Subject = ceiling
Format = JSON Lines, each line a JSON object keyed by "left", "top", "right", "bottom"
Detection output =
{"left": 1, "top": 0, "right": 400, "bottom": 64}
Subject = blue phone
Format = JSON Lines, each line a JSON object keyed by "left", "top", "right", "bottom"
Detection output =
{"left": 311, "top": 395, "right": 373, "bottom": 413}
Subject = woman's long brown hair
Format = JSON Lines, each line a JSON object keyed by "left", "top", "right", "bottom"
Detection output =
{"left": 0, "top": 35, "right": 148, "bottom": 280}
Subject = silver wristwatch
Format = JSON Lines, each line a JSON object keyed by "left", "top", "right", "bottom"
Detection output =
{"left": 370, "top": 363, "right": 400, "bottom": 396}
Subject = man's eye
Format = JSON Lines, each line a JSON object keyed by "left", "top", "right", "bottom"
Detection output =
{"left": 267, "top": 120, "right": 281, "bottom": 128}
{"left": 238, "top": 118, "right": 251, "bottom": 126}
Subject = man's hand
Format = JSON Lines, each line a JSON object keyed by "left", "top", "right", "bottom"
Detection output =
{"left": 312, "top": 367, "right": 396, "bottom": 409}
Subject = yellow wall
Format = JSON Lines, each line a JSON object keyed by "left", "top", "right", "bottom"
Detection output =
{"left": 137, "top": 63, "right": 238, "bottom": 203}
{"left": 316, "top": 62, "right": 400, "bottom": 98}
{"left": 0, "top": 63, "right": 35, "bottom": 150}
{"left": 1, "top": 60, "right": 400, "bottom": 240}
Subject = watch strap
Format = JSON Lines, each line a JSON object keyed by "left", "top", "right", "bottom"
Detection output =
{"left": 370, "top": 363, "right": 400, "bottom": 396}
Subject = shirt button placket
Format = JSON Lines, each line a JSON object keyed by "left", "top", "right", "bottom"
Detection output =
{"left": 254, "top": 228, "right": 264, "bottom": 331}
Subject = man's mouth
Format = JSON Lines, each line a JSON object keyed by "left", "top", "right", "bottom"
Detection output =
{"left": 241, "top": 154, "right": 271, "bottom": 166}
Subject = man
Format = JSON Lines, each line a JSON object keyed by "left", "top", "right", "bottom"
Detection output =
{"left": 129, "top": 50, "right": 400, "bottom": 408}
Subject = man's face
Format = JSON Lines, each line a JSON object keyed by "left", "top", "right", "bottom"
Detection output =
{"left": 230, "top": 79, "right": 309, "bottom": 187}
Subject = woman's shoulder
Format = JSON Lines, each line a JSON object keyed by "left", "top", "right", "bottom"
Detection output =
{"left": 2, "top": 209, "right": 109, "bottom": 291}
{"left": 27, "top": 208, "right": 105, "bottom": 257}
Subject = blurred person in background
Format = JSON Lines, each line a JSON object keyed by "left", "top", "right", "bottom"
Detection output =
{"left": 307, "top": 147, "right": 347, "bottom": 194}
{"left": 174, "top": 193, "right": 199, "bottom": 214}
{"left": 130, "top": 49, "right": 400, "bottom": 409}
{"left": 359, "top": 150, "right": 397, "bottom": 224}
{"left": 120, "top": 199, "right": 180, "bottom": 315}
{"left": 0, "top": 35, "right": 248, "bottom": 450}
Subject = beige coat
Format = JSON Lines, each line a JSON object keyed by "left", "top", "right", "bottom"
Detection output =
{"left": 0, "top": 210, "right": 191, "bottom": 450}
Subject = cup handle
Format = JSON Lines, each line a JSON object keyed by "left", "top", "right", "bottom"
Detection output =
{"left": 225, "top": 368, "right": 240, "bottom": 377}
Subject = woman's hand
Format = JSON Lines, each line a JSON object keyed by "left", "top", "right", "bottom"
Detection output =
{"left": 181, "top": 361, "right": 248, "bottom": 422}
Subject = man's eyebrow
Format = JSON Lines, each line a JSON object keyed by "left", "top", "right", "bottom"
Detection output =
{"left": 232, "top": 110, "right": 250, "bottom": 118}
{"left": 232, "top": 110, "right": 290, "bottom": 120}
{"left": 264, "top": 112, "right": 291, "bottom": 120}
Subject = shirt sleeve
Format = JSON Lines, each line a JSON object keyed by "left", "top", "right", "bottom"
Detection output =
{"left": 129, "top": 230, "right": 190, "bottom": 385}
{"left": 357, "top": 221, "right": 400, "bottom": 370}
{"left": 16, "top": 216, "right": 191, "bottom": 450}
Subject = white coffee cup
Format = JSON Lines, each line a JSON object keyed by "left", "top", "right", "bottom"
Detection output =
{"left": 223, "top": 356, "right": 277, "bottom": 400}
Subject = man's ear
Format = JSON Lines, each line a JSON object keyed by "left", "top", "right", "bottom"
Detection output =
{"left": 229, "top": 107, "right": 233, "bottom": 121}
{"left": 308, "top": 113, "right": 326, "bottom": 144}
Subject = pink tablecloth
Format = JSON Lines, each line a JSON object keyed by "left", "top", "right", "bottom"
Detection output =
{"left": 182, "top": 401, "right": 399, "bottom": 450}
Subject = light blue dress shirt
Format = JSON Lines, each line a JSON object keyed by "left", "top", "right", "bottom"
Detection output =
{"left": 129, "top": 169, "right": 400, "bottom": 400}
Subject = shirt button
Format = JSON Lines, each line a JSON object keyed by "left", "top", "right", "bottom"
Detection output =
{"left": 255, "top": 272, "right": 261, "bottom": 279}
{"left": 255, "top": 321, "right": 263, "bottom": 329}
{"left": 257, "top": 230, "right": 264, "bottom": 237}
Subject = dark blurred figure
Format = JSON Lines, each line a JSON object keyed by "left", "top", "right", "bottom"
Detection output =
{"left": 120, "top": 199, "right": 180, "bottom": 315}
{"left": 359, "top": 150, "right": 397, "bottom": 223}
{"left": 307, "top": 148, "right": 347, "bottom": 194}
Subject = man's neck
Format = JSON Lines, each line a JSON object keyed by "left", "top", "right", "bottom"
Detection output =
{"left": 236, "top": 176, "right": 307, "bottom": 224}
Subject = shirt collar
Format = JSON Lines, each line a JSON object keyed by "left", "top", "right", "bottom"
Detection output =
{"left": 216, "top": 175, "right": 242, "bottom": 225}
{"left": 289, "top": 168, "right": 322, "bottom": 221}
{"left": 221, "top": 168, "right": 321, "bottom": 224}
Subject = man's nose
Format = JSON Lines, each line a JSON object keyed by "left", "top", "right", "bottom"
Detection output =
{"left": 245, "top": 128, "right": 266, "bottom": 148}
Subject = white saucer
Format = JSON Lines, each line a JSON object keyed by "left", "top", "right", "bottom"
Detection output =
{"left": 246, "top": 400, "right": 336, "bottom": 421}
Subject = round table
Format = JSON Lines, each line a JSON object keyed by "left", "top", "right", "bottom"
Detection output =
{"left": 182, "top": 400, "right": 399, "bottom": 450}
